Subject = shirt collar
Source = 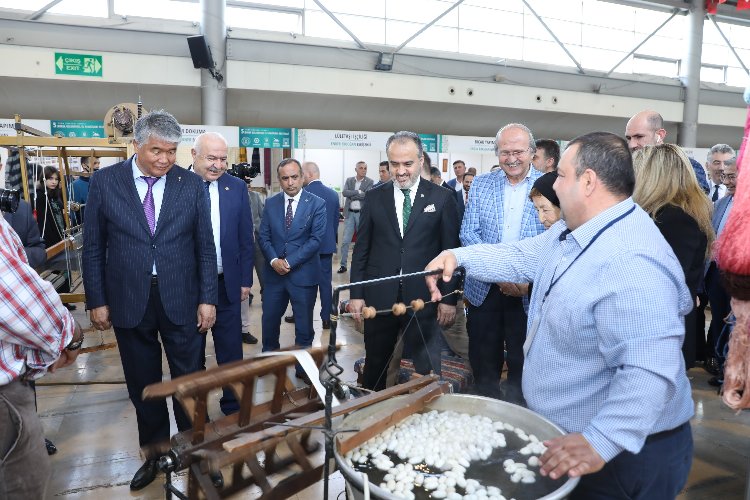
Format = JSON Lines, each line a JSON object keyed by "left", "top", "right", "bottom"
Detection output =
{"left": 132, "top": 155, "right": 162, "bottom": 181}
{"left": 568, "top": 197, "right": 635, "bottom": 249}
{"left": 284, "top": 190, "right": 302, "bottom": 204}
{"left": 393, "top": 177, "right": 422, "bottom": 195}
{"left": 494, "top": 165, "right": 533, "bottom": 185}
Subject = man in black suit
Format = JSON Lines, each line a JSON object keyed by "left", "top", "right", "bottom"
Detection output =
{"left": 349, "top": 131, "right": 461, "bottom": 391}
{"left": 82, "top": 110, "right": 217, "bottom": 490}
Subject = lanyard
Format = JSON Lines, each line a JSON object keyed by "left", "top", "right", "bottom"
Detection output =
{"left": 542, "top": 205, "right": 636, "bottom": 303}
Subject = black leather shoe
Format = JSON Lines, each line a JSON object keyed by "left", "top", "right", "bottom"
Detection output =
{"left": 704, "top": 357, "right": 720, "bottom": 376}
{"left": 296, "top": 372, "right": 312, "bottom": 385}
{"left": 45, "top": 438, "right": 57, "bottom": 455}
{"left": 130, "top": 458, "right": 159, "bottom": 491}
{"left": 242, "top": 332, "right": 258, "bottom": 344}
{"left": 322, "top": 320, "right": 331, "bottom": 330}
{"left": 337, "top": 266, "right": 347, "bottom": 274}
{"left": 210, "top": 470, "right": 224, "bottom": 488}
{"left": 284, "top": 315, "right": 295, "bottom": 323}
{"left": 708, "top": 376, "right": 723, "bottom": 387}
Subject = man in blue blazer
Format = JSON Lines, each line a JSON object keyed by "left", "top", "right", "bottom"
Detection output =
{"left": 191, "top": 132, "right": 253, "bottom": 415}
{"left": 259, "top": 159, "right": 326, "bottom": 381}
{"left": 301, "top": 161, "right": 340, "bottom": 329}
{"left": 461, "top": 123, "right": 545, "bottom": 403}
{"left": 82, "top": 110, "right": 218, "bottom": 491}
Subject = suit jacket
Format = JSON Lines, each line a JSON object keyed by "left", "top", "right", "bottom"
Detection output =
{"left": 258, "top": 191, "right": 326, "bottom": 287}
{"left": 248, "top": 190, "right": 264, "bottom": 242}
{"left": 446, "top": 178, "right": 458, "bottom": 190}
{"left": 342, "top": 176, "right": 374, "bottom": 216}
{"left": 3, "top": 199, "right": 46, "bottom": 269}
{"left": 705, "top": 194, "right": 733, "bottom": 276}
{"left": 455, "top": 188, "right": 467, "bottom": 222}
{"left": 460, "top": 168, "right": 546, "bottom": 307}
{"left": 303, "top": 180, "right": 340, "bottom": 255}
{"left": 350, "top": 178, "right": 461, "bottom": 309}
{"left": 82, "top": 157, "right": 218, "bottom": 329}
{"left": 215, "top": 173, "right": 254, "bottom": 302}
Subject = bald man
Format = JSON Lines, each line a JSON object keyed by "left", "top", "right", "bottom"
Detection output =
{"left": 625, "top": 110, "right": 709, "bottom": 194}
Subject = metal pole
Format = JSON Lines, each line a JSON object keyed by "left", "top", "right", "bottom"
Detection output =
{"left": 201, "top": 0, "right": 226, "bottom": 125}
{"left": 678, "top": 0, "right": 704, "bottom": 148}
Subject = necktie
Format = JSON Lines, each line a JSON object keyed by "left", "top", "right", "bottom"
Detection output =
{"left": 401, "top": 188, "right": 412, "bottom": 231}
{"left": 285, "top": 198, "right": 294, "bottom": 230}
{"left": 141, "top": 176, "right": 158, "bottom": 235}
{"left": 204, "top": 181, "right": 211, "bottom": 208}
{"left": 464, "top": 190, "right": 468, "bottom": 203}
{"left": 712, "top": 184, "right": 719, "bottom": 202}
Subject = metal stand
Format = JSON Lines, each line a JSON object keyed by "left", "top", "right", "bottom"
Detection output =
{"left": 319, "top": 267, "right": 462, "bottom": 499}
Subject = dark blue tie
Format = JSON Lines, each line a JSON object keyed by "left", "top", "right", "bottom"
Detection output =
{"left": 204, "top": 181, "right": 211, "bottom": 208}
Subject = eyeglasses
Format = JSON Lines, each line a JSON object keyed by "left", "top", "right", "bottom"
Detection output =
{"left": 720, "top": 173, "right": 737, "bottom": 181}
{"left": 199, "top": 155, "right": 228, "bottom": 165}
{"left": 498, "top": 148, "right": 530, "bottom": 159}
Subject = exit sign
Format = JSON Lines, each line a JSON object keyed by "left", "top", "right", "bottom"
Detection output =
{"left": 55, "top": 52, "right": 102, "bottom": 77}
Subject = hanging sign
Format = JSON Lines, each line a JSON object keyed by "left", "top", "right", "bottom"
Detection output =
{"left": 439, "top": 135, "right": 497, "bottom": 153}
{"left": 294, "top": 129, "right": 392, "bottom": 150}
{"left": 50, "top": 120, "right": 105, "bottom": 138}
{"left": 179, "top": 125, "right": 239, "bottom": 147}
{"left": 239, "top": 127, "right": 292, "bottom": 148}
{"left": 419, "top": 134, "right": 438, "bottom": 153}
{"left": 55, "top": 52, "right": 102, "bottom": 77}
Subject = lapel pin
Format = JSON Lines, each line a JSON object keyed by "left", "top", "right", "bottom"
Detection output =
{"left": 178, "top": 176, "right": 181, "bottom": 181}
{"left": 225, "top": 187, "right": 229, "bottom": 191}
{"left": 420, "top": 193, "right": 424, "bottom": 197}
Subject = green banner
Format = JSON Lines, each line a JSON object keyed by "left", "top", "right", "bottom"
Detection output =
{"left": 419, "top": 134, "right": 438, "bottom": 153}
{"left": 55, "top": 52, "right": 102, "bottom": 77}
{"left": 239, "top": 127, "right": 291, "bottom": 148}
{"left": 50, "top": 120, "right": 105, "bottom": 138}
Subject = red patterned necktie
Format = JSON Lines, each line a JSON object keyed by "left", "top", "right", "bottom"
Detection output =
{"left": 285, "top": 198, "right": 294, "bottom": 230}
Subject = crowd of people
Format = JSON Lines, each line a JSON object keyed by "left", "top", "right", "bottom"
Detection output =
{"left": 0, "top": 106, "right": 744, "bottom": 499}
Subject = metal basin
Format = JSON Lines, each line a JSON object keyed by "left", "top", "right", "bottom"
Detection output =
{"left": 335, "top": 393, "right": 579, "bottom": 500}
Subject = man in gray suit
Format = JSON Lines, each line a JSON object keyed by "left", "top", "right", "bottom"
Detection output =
{"left": 337, "top": 161, "right": 373, "bottom": 273}
{"left": 241, "top": 188, "right": 264, "bottom": 344}
{"left": 82, "top": 110, "right": 218, "bottom": 491}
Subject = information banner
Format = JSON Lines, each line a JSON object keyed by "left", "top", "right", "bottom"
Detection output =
{"left": 439, "top": 135, "right": 496, "bottom": 153}
{"left": 51, "top": 120, "right": 105, "bottom": 138}
{"left": 179, "top": 125, "right": 239, "bottom": 147}
{"left": 239, "top": 127, "right": 291, "bottom": 148}
{"left": 295, "top": 129, "right": 392, "bottom": 150}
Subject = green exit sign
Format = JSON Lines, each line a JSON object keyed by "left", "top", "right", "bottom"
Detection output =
{"left": 55, "top": 52, "right": 102, "bottom": 77}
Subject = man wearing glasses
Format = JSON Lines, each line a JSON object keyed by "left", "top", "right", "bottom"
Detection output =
{"left": 460, "top": 123, "right": 545, "bottom": 404}
{"left": 190, "top": 132, "right": 253, "bottom": 415}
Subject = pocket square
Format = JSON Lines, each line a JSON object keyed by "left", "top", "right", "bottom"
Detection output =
{"left": 423, "top": 204, "right": 436, "bottom": 213}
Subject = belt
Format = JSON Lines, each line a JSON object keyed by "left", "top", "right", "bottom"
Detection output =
{"left": 645, "top": 421, "right": 688, "bottom": 444}
{"left": 348, "top": 209, "right": 360, "bottom": 213}
{"left": 218, "top": 273, "right": 224, "bottom": 281}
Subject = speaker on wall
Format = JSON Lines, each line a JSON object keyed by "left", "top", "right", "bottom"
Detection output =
{"left": 187, "top": 35, "right": 215, "bottom": 69}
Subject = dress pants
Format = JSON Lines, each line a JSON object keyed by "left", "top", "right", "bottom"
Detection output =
{"left": 114, "top": 281, "right": 205, "bottom": 456}
{"left": 339, "top": 211, "right": 360, "bottom": 267}
{"left": 363, "top": 302, "right": 442, "bottom": 391}
{"left": 466, "top": 286, "right": 527, "bottom": 397}
{"left": 201, "top": 275, "right": 243, "bottom": 415}
{"left": 571, "top": 422, "right": 692, "bottom": 499}
{"left": 705, "top": 263, "right": 731, "bottom": 364}
{"left": 318, "top": 253, "right": 333, "bottom": 323}
{"left": 261, "top": 271, "right": 317, "bottom": 375}
{"left": 0, "top": 378, "right": 50, "bottom": 499}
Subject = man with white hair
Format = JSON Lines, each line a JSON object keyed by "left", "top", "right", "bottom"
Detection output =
{"left": 191, "top": 132, "right": 253, "bottom": 416}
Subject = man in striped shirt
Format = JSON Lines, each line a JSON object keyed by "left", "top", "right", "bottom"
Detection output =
{"left": 0, "top": 216, "right": 83, "bottom": 499}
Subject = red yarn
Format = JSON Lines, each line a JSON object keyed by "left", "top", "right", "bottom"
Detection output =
{"left": 716, "top": 106, "right": 750, "bottom": 275}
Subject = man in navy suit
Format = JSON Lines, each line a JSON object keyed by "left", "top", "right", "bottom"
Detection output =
{"left": 705, "top": 157, "right": 737, "bottom": 387}
{"left": 191, "top": 132, "right": 253, "bottom": 415}
{"left": 259, "top": 159, "right": 326, "bottom": 382}
{"left": 82, "top": 110, "right": 218, "bottom": 491}
{"left": 300, "top": 161, "right": 340, "bottom": 329}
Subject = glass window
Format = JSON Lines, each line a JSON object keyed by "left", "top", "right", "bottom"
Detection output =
{"left": 386, "top": 18, "right": 421, "bottom": 46}
{"left": 114, "top": 0, "right": 199, "bottom": 22}
{"left": 0, "top": 1, "right": 50, "bottom": 10}
{"left": 727, "top": 23, "right": 750, "bottom": 50}
{"left": 638, "top": 35, "right": 683, "bottom": 60}
{"left": 226, "top": 6, "right": 301, "bottom": 33}
{"left": 386, "top": 0, "right": 454, "bottom": 24}
{"left": 701, "top": 64, "right": 727, "bottom": 84}
{"left": 632, "top": 54, "right": 679, "bottom": 78}
{"left": 464, "top": 0, "right": 523, "bottom": 13}
{"left": 523, "top": 38, "right": 577, "bottom": 67}
{"left": 460, "top": 30, "right": 523, "bottom": 60}
{"left": 458, "top": 5, "right": 523, "bottom": 37}
{"left": 337, "top": 13, "right": 386, "bottom": 45}
{"left": 409, "top": 25, "right": 458, "bottom": 53}
{"left": 702, "top": 43, "right": 729, "bottom": 65}
{"left": 529, "top": 0, "right": 583, "bottom": 23}
{"left": 304, "top": 9, "right": 351, "bottom": 41}
{"left": 579, "top": 46, "right": 627, "bottom": 72}
{"left": 582, "top": 0, "right": 634, "bottom": 31}
{"left": 317, "top": 0, "right": 385, "bottom": 18}
{"left": 583, "top": 25, "right": 634, "bottom": 52}
{"left": 542, "top": 18, "right": 582, "bottom": 46}
{"left": 48, "top": 0, "right": 108, "bottom": 17}
{"left": 240, "top": 0, "right": 303, "bottom": 7}
{"left": 726, "top": 65, "right": 749, "bottom": 88}
{"left": 702, "top": 19, "right": 725, "bottom": 45}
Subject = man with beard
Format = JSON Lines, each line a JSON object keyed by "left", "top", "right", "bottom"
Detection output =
{"left": 349, "top": 131, "right": 460, "bottom": 391}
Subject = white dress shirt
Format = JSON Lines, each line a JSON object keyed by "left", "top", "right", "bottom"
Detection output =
{"left": 393, "top": 178, "right": 420, "bottom": 238}
{"left": 205, "top": 180, "right": 223, "bottom": 274}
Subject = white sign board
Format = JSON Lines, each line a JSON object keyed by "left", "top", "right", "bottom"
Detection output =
{"left": 0, "top": 119, "right": 51, "bottom": 136}
{"left": 295, "top": 129, "right": 392, "bottom": 151}
{"left": 440, "top": 135, "right": 496, "bottom": 153}
{"left": 179, "top": 125, "right": 239, "bottom": 147}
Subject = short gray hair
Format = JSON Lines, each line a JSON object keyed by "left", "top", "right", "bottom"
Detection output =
{"left": 134, "top": 109, "right": 181, "bottom": 145}
{"left": 193, "top": 132, "right": 227, "bottom": 152}
{"left": 494, "top": 123, "right": 536, "bottom": 155}
{"left": 707, "top": 143, "right": 735, "bottom": 161}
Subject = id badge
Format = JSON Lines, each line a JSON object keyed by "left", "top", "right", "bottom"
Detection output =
{"left": 523, "top": 315, "right": 541, "bottom": 357}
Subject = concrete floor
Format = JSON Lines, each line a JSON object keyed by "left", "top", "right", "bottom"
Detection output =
{"left": 37, "top": 268, "right": 750, "bottom": 499}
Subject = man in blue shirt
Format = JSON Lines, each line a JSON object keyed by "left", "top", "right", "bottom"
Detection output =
{"left": 426, "top": 132, "right": 694, "bottom": 499}
{"left": 69, "top": 155, "right": 100, "bottom": 224}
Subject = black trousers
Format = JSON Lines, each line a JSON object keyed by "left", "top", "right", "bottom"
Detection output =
{"left": 466, "top": 286, "right": 527, "bottom": 395}
{"left": 705, "top": 264, "right": 731, "bottom": 364}
{"left": 114, "top": 281, "right": 205, "bottom": 456}
{"left": 363, "top": 303, "right": 442, "bottom": 391}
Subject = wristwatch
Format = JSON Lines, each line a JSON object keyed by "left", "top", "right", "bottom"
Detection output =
{"left": 65, "top": 335, "right": 84, "bottom": 351}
